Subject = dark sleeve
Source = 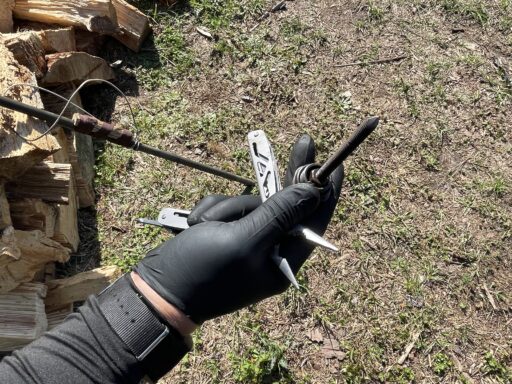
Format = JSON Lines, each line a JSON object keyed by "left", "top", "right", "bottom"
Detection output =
{"left": 0, "top": 276, "right": 191, "bottom": 384}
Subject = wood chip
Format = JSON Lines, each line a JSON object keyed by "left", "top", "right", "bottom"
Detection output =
{"left": 196, "top": 26, "right": 213, "bottom": 40}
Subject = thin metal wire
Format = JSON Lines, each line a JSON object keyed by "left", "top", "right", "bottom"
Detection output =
{"left": 2, "top": 79, "right": 140, "bottom": 142}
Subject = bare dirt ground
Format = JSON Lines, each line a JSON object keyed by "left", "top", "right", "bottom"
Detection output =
{"left": 89, "top": 0, "right": 511, "bottom": 382}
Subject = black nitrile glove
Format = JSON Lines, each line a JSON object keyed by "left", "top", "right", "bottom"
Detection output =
{"left": 135, "top": 134, "right": 344, "bottom": 324}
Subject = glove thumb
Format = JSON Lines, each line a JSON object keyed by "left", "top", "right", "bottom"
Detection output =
{"left": 236, "top": 183, "right": 320, "bottom": 247}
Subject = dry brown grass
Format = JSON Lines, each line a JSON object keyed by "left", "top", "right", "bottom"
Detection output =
{"left": 90, "top": 0, "right": 511, "bottom": 382}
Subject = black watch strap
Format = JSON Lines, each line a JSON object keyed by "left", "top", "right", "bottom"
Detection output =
{"left": 98, "top": 275, "right": 191, "bottom": 381}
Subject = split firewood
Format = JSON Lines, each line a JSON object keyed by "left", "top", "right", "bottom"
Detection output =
{"left": 1, "top": 28, "right": 76, "bottom": 77}
{"left": 111, "top": 0, "right": 151, "bottom": 52}
{"left": 37, "top": 27, "right": 76, "bottom": 53}
{"left": 0, "top": 282, "right": 47, "bottom": 352}
{"left": 0, "top": 0, "right": 15, "bottom": 33}
{"left": 42, "top": 52, "right": 115, "bottom": 86}
{"left": 0, "top": 186, "right": 12, "bottom": 231}
{"left": 8, "top": 199, "right": 57, "bottom": 238}
{"left": 0, "top": 227, "right": 70, "bottom": 294}
{"left": 5, "top": 162, "right": 72, "bottom": 205}
{"left": 68, "top": 132, "right": 96, "bottom": 208}
{"left": 45, "top": 266, "right": 121, "bottom": 310}
{"left": 4, "top": 27, "right": 78, "bottom": 54}
{"left": 5, "top": 161, "right": 80, "bottom": 250}
{"left": 0, "top": 44, "right": 60, "bottom": 182}
{"left": 13, "top": 0, "right": 151, "bottom": 51}
{"left": 13, "top": 0, "right": 119, "bottom": 35}
{"left": 1, "top": 31, "right": 47, "bottom": 79}
{"left": 43, "top": 85, "right": 95, "bottom": 208}
{"left": 74, "top": 29, "right": 106, "bottom": 56}
{"left": 52, "top": 173, "right": 80, "bottom": 251}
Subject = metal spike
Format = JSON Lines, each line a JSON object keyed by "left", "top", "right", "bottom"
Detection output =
{"left": 271, "top": 249, "right": 300, "bottom": 289}
{"left": 291, "top": 225, "right": 339, "bottom": 252}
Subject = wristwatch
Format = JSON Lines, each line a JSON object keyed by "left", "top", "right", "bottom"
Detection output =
{"left": 97, "top": 274, "right": 191, "bottom": 382}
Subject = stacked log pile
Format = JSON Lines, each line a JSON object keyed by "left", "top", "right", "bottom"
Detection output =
{"left": 0, "top": 0, "right": 147, "bottom": 352}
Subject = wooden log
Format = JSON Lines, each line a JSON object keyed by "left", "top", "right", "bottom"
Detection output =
{"left": 74, "top": 29, "right": 106, "bottom": 56}
{"left": 0, "top": 186, "right": 11, "bottom": 231}
{"left": 37, "top": 27, "right": 76, "bottom": 53}
{"left": 1, "top": 31, "right": 47, "bottom": 79}
{"left": 0, "top": 282, "right": 47, "bottom": 352}
{"left": 0, "top": 44, "right": 60, "bottom": 183}
{"left": 13, "top": 1, "right": 150, "bottom": 51}
{"left": 42, "top": 52, "right": 115, "bottom": 87}
{"left": 0, "top": 28, "right": 75, "bottom": 79}
{"left": 0, "top": 0, "right": 15, "bottom": 33}
{"left": 45, "top": 266, "right": 121, "bottom": 309}
{"left": 5, "top": 162, "right": 72, "bottom": 205}
{"left": 52, "top": 173, "right": 79, "bottom": 251}
{"left": 43, "top": 85, "right": 95, "bottom": 208}
{"left": 13, "top": 0, "right": 119, "bottom": 35}
{"left": 111, "top": 0, "right": 150, "bottom": 52}
{"left": 0, "top": 227, "right": 70, "bottom": 293}
{"left": 8, "top": 199, "right": 57, "bottom": 238}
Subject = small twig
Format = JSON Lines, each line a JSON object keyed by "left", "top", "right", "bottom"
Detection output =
{"left": 335, "top": 55, "right": 408, "bottom": 68}
{"left": 483, "top": 283, "right": 498, "bottom": 311}
{"left": 397, "top": 331, "right": 421, "bottom": 365}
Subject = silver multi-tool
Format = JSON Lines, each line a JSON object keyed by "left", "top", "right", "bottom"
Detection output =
{"left": 247, "top": 130, "right": 338, "bottom": 289}
{"left": 137, "top": 208, "right": 190, "bottom": 232}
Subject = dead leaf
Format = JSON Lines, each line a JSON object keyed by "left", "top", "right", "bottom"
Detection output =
{"left": 321, "top": 338, "right": 346, "bottom": 361}
{"left": 306, "top": 328, "right": 323, "bottom": 343}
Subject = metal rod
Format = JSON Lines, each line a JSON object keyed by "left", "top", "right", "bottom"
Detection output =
{"left": 0, "top": 95, "right": 76, "bottom": 130}
{"left": 0, "top": 95, "right": 255, "bottom": 186}
{"left": 313, "top": 116, "right": 379, "bottom": 185}
{"left": 137, "top": 143, "right": 255, "bottom": 186}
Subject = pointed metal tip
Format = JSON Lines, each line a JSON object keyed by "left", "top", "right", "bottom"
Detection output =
{"left": 271, "top": 253, "right": 300, "bottom": 289}
{"left": 365, "top": 116, "right": 380, "bottom": 131}
{"left": 299, "top": 227, "right": 338, "bottom": 252}
{"left": 290, "top": 276, "right": 300, "bottom": 290}
{"left": 325, "top": 243, "right": 339, "bottom": 252}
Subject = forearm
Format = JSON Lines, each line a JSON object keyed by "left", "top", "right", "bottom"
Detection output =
{"left": 0, "top": 274, "right": 193, "bottom": 384}
{"left": 0, "top": 292, "right": 143, "bottom": 384}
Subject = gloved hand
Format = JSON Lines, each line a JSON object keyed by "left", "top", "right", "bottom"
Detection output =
{"left": 135, "top": 134, "right": 344, "bottom": 324}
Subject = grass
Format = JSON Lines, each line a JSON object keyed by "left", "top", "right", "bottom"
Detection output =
{"left": 91, "top": 0, "right": 512, "bottom": 382}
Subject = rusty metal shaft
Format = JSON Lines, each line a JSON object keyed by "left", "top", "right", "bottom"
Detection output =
{"left": 311, "top": 116, "right": 379, "bottom": 185}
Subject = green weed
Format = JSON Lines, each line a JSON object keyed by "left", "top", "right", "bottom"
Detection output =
{"left": 482, "top": 352, "right": 512, "bottom": 382}
{"left": 379, "top": 366, "right": 415, "bottom": 383}
{"left": 189, "top": 0, "right": 265, "bottom": 30}
{"left": 432, "top": 352, "right": 453, "bottom": 376}
{"left": 229, "top": 328, "right": 292, "bottom": 383}
{"left": 441, "top": 0, "right": 490, "bottom": 25}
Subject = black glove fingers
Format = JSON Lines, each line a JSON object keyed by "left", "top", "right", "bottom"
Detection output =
{"left": 280, "top": 238, "right": 315, "bottom": 273}
{"left": 188, "top": 195, "right": 230, "bottom": 226}
{"left": 284, "top": 134, "right": 316, "bottom": 187}
{"left": 330, "top": 163, "right": 345, "bottom": 198}
{"left": 198, "top": 195, "right": 261, "bottom": 223}
{"left": 238, "top": 184, "right": 321, "bottom": 246}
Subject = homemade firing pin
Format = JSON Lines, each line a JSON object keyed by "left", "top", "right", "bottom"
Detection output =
{"left": 293, "top": 116, "right": 380, "bottom": 186}
{"left": 0, "top": 95, "right": 255, "bottom": 187}
{"left": 249, "top": 116, "right": 379, "bottom": 288}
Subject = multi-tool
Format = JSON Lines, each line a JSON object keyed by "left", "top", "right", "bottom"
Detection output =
{"left": 139, "top": 117, "right": 380, "bottom": 288}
